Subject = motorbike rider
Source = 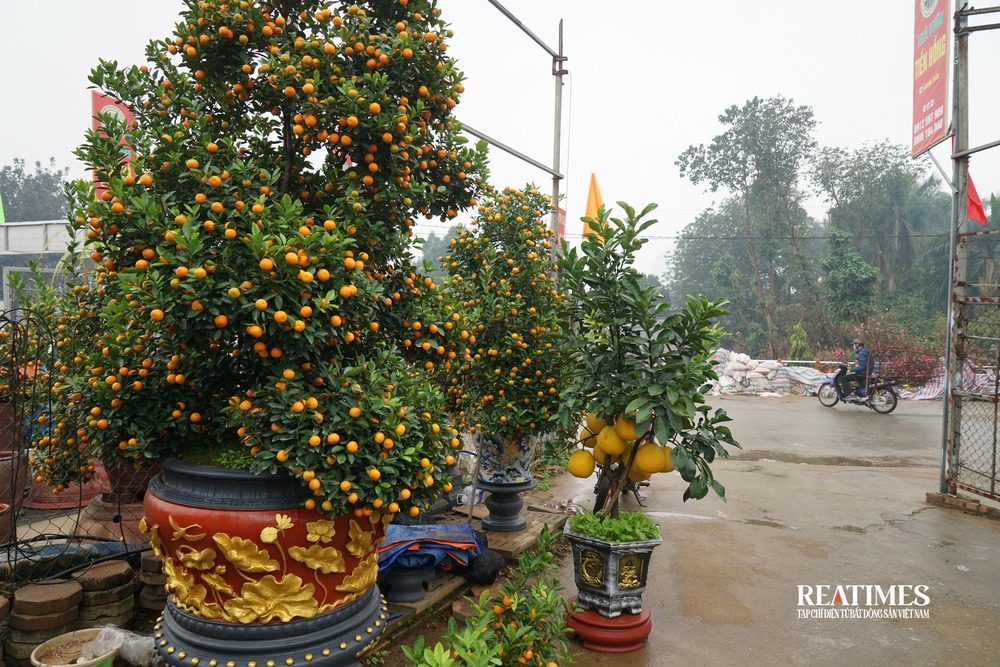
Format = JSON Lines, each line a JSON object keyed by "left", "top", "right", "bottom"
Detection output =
{"left": 837, "top": 338, "right": 872, "bottom": 397}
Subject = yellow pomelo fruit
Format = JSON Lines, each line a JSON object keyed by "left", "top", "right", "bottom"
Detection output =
{"left": 585, "top": 412, "right": 609, "bottom": 435}
{"left": 568, "top": 449, "right": 596, "bottom": 478}
{"left": 628, "top": 466, "right": 652, "bottom": 483}
{"left": 615, "top": 417, "right": 637, "bottom": 442}
{"left": 596, "top": 425, "right": 626, "bottom": 456}
{"left": 579, "top": 427, "right": 597, "bottom": 449}
{"left": 661, "top": 445, "right": 675, "bottom": 473}
{"left": 634, "top": 443, "right": 667, "bottom": 475}
{"left": 592, "top": 445, "right": 618, "bottom": 467}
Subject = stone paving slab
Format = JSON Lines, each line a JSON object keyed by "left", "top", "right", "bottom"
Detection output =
{"left": 81, "top": 581, "right": 135, "bottom": 607}
{"left": 72, "top": 559, "right": 134, "bottom": 591}
{"left": 12, "top": 581, "right": 83, "bottom": 616}
{"left": 9, "top": 606, "right": 79, "bottom": 632}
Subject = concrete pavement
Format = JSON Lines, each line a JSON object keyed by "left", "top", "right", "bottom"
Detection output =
{"left": 541, "top": 395, "right": 1000, "bottom": 667}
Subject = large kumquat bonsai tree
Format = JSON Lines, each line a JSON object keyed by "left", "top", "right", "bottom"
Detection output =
{"left": 41, "top": 0, "right": 489, "bottom": 519}
{"left": 437, "top": 185, "right": 568, "bottom": 443}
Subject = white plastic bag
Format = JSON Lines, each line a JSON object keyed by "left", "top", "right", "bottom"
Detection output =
{"left": 80, "top": 626, "right": 155, "bottom": 666}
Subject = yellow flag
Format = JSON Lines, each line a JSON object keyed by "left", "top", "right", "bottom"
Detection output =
{"left": 583, "top": 173, "right": 603, "bottom": 240}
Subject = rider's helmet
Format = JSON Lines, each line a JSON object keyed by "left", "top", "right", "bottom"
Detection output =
{"left": 852, "top": 338, "right": 863, "bottom": 348}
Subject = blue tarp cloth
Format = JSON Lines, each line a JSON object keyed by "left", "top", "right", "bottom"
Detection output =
{"left": 377, "top": 523, "right": 482, "bottom": 576}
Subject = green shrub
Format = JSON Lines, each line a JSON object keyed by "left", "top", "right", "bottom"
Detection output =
{"left": 568, "top": 509, "right": 660, "bottom": 542}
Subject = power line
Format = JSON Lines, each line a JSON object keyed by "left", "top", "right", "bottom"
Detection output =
{"left": 557, "top": 232, "right": 951, "bottom": 241}
{"left": 410, "top": 220, "right": 952, "bottom": 242}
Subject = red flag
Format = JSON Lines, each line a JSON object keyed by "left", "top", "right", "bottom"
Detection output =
{"left": 968, "top": 173, "right": 988, "bottom": 226}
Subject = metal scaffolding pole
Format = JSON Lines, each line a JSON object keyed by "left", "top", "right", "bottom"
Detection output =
{"left": 483, "top": 1, "right": 567, "bottom": 242}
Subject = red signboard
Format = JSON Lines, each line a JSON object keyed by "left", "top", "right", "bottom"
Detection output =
{"left": 91, "top": 92, "right": 135, "bottom": 196}
{"left": 912, "top": 0, "right": 950, "bottom": 157}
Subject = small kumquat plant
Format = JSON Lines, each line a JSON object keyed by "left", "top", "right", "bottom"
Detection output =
{"left": 403, "top": 525, "right": 573, "bottom": 667}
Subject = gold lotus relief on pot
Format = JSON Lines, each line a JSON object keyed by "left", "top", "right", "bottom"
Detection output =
{"left": 140, "top": 512, "right": 388, "bottom": 623}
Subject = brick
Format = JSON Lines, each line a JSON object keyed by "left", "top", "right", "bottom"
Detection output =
{"left": 138, "top": 587, "right": 166, "bottom": 611}
{"left": 9, "top": 605, "right": 80, "bottom": 632}
{"left": 925, "top": 492, "right": 945, "bottom": 502}
{"left": 8, "top": 621, "right": 81, "bottom": 645}
{"left": 72, "top": 560, "right": 134, "bottom": 592}
{"left": 138, "top": 570, "right": 167, "bottom": 587}
{"left": 81, "top": 581, "right": 134, "bottom": 607}
{"left": 451, "top": 597, "right": 476, "bottom": 621}
{"left": 469, "top": 581, "right": 503, "bottom": 600}
{"left": 4, "top": 638, "right": 41, "bottom": 661}
{"left": 140, "top": 552, "right": 163, "bottom": 573}
{"left": 0, "top": 595, "right": 9, "bottom": 618}
{"left": 78, "top": 596, "right": 134, "bottom": 623}
{"left": 13, "top": 580, "right": 83, "bottom": 616}
{"left": 78, "top": 606, "right": 134, "bottom": 630}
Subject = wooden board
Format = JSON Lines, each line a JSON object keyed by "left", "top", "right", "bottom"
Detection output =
{"left": 481, "top": 510, "right": 568, "bottom": 559}
{"left": 449, "top": 502, "right": 490, "bottom": 520}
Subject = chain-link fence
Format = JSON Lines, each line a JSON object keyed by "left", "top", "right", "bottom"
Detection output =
{"left": 948, "top": 229, "right": 1000, "bottom": 500}
{"left": 0, "top": 308, "right": 150, "bottom": 591}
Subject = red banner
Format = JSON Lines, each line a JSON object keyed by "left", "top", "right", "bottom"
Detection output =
{"left": 557, "top": 206, "right": 566, "bottom": 241}
{"left": 92, "top": 92, "right": 135, "bottom": 196}
{"left": 912, "top": 0, "right": 949, "bottom": 157}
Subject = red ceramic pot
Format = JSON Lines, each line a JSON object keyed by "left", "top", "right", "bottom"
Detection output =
{"left": 142, "top": 459, "right": 389, "bottom": 667}
{"left": 0, "top": 502, "right": 12, "bottom": 546}
{"left": 0, "top": 449, "right": 29, "bottom": 514}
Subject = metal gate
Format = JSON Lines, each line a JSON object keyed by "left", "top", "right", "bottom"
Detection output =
{"left": 947, "top": 229, "right": 1000, "bottom": 499}
{"left": 943, "top": 4, "right": 1000, "bottom": 502}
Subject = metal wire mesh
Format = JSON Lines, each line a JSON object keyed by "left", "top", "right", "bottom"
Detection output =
{"left": 953, "top": 399, "right": 999, "bottom": 496}
{"left": 1, "top": 308, "right": 150, "bottom": 590}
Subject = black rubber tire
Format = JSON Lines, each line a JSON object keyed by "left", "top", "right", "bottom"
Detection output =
{"left": 817, "top": 384, "right": 840, "bottom": 407}
{"left": 869, "top": 387, "right": 898, "bottom": 414}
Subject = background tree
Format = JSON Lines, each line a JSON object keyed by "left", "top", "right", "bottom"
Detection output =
{"left": 0, "top": 158, "right": 70, "bottom": 222}
{"left": 788, "top": 322, "right": 812, "bottom": 361}
{"left": 822, "top": 229, "right": 878, "bottom": 324}
{"left": 418, "top": 225, "right": 460, "bottom": 282}
{"left": 811, "top": 141, "right": 948, "bottom": 297}
{"left": 676, "top": 96, "right": 819, "bottom": 358}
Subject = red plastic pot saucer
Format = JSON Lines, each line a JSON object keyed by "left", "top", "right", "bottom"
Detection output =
{"left": 565, "top": 596, "right": 652, "bottom": 654}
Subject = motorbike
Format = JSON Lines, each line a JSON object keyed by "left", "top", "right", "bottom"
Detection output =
{"left": 817, "top": 362, "right": 898, "bottom": 414}
{"left": 593, "top": 460, "right": 649, "bottom": 512}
